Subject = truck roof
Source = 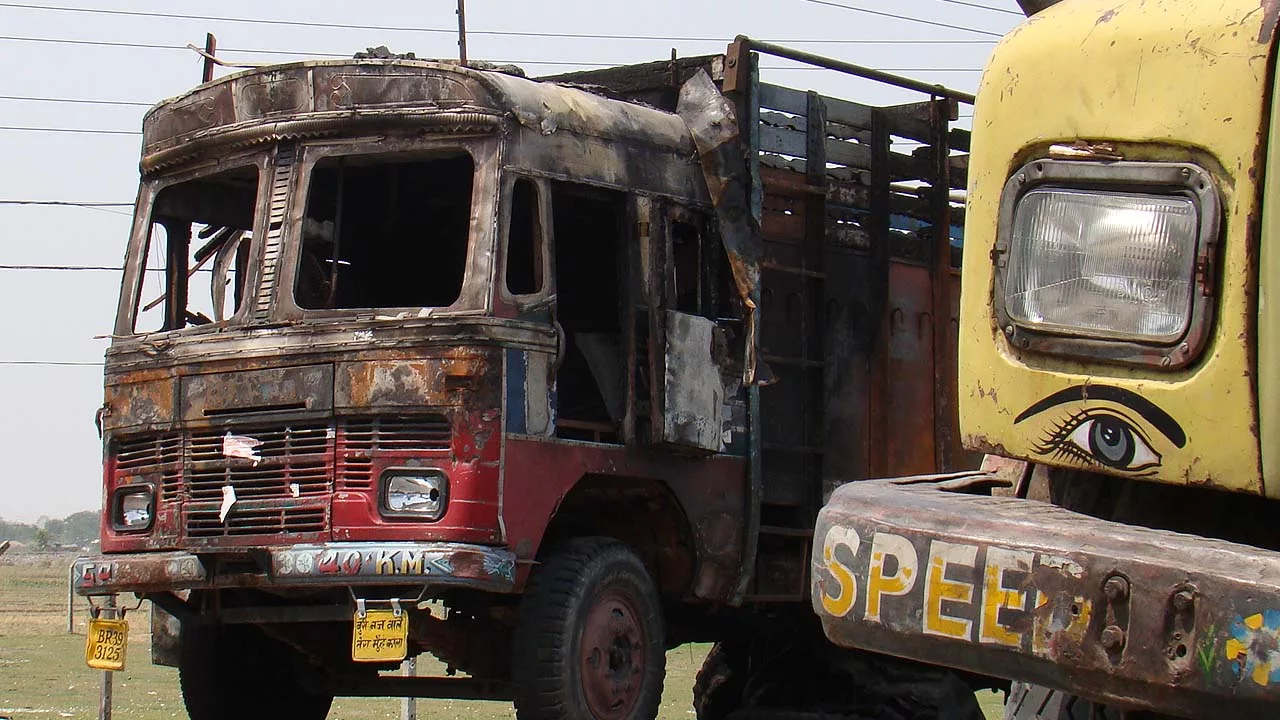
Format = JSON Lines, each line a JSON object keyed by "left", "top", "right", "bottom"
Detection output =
{"left": 140, "top": 58, "right": 697, "bottom": 172}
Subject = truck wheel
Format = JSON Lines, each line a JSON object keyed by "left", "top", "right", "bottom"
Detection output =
{"left": 692, "top": 642, "right": 747, "bottom": 720}
{"left": 179, "top": 622, "right": 333, "bottom": 720}
{"left": 1003, "top": 682, "right": 1125, "bottom": 720}
{"left": 512, "top": 537, "right": 666, "bottom": 720}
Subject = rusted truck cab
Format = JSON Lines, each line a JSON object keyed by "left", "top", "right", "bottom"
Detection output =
{"left": 74, "top": 41, "right": 979, "bottom": 719}
{"left": 812, "top": 1, "right": 1280, "bottom": 717}
{"left": 77, "top": 55, "right": 756, "bottom": 717}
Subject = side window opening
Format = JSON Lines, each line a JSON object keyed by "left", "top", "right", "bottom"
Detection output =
{"left": 506, "top": 178, "right": 543, "bottom": 296}
{"left": 295, "top": 150, "right": 474, "bottom": 310}
{"left": 134, "top": 166, "right": 258, "bottom": 334}
{"left": 671, "top": 220, "right": 701, "bottom": 315}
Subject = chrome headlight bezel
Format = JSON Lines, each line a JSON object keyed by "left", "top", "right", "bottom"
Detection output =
{"left": 378, "top": 468, "right": 449, "bottom": 522}
{"left": 993, "top": 159, "right": 1220, "bottom": 369}
{"left": 110, "top": 482, "right": 155, "bottom": 533}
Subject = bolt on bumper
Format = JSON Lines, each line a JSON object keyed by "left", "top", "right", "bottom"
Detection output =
{"left": 812, "top": 473, "right": 1280, "bottom": 718}
{"left": 73, "top": 542, "right": 518, "bottom": 596}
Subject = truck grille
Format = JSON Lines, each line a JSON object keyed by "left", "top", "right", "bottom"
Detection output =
{"left": 110, "top": 415, "right": 451, "bottom": 541}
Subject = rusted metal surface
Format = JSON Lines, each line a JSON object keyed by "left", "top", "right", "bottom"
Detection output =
{"left": 813, "top": 475, "right": 1280, "bottom": 717}
{"left": 74, "top": 542, "right": 517, "bottom": 595}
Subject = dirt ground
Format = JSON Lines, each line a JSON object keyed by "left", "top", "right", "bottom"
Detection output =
{"left": 0, "top": 555, "right": 1004, "bottom": 719}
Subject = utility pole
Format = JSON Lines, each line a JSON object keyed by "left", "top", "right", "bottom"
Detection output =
{"left": 456, "top": 0, "right": 468, "bottom": 66}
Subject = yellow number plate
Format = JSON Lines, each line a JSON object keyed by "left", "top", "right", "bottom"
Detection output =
{"left": 85, "top": 618, "right": 129, "bottom": 671}
{"left": 351, "top": 609, "right": 408, "bottom": 662}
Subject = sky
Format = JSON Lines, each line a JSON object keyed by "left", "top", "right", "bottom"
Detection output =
{"left": 0, "top": 0, "right": 1024, "bottom": 523}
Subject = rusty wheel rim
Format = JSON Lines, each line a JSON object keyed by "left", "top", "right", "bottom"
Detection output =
{"left": 579, "top": 591, "right": 646, "bottom": 720}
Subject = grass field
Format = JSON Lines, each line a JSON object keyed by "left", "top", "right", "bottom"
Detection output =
{"left": 1, "top": 555, "right": 1004, "bottom": 719}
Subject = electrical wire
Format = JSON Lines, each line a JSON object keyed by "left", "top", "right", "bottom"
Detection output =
{"left": 0, "top": 265, "right": 126, "bottom": 271}
{"left": 0, "top": 125, "right": 139, "bottom": 135}
{"left": 0, "top": 200, "right": 132, "bottom": 207}
{"left": 934, "top": 0, "right": 1023, "bottom": 16}
{"left": 799, "top": 0, "right": 1005, "bottom": 36}
{"left": 0, "top": 2, "right": 999, "bottom": 44}
{"left": 0, "top": 37, "right": 986, "bottom": 72}
{"left": 0, "top": 94, "right": 151, "bottom": 107}
{"left": 0, "top": 360, "right": 102, "bottom": 367}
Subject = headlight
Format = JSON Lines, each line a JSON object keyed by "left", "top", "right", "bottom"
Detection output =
{"left": 111, "top": 484, "right": 154, "bottom": 532}
{"left": 995, "top": 159, "right": 1219, "bottom": 368}
{"left": 1005, "top": 189, "right": 1197, "bottom": 342}
{"left": 380, "top": 470, "right": 448, "bottom": 521}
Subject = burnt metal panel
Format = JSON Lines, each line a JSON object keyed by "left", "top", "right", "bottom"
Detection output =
{"left": 103, "top": 377, "right": 178, "bottom": 432}
{"left": 334, "top": 353, "right": 492, "bottom": 410}
{"left": 181, "top": 363, "right": 333, "bottom": 421}
{"left": 663, "top": 311, "right": 725, "bottom": 452}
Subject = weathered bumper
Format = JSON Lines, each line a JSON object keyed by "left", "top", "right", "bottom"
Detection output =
{"left": 812, "top": 474, "right": 1280, "bottom": 718}
{"left": 73, "top": 542, "right": 517, "bottom": 595}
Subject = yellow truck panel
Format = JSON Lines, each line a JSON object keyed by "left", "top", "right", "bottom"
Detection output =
{"left": 959, "top": 0, "right": 1276, "bottom": 495}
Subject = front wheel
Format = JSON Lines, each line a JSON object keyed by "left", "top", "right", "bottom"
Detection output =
{"left": 512, "top": 537, "right": 666, "bottom": 720}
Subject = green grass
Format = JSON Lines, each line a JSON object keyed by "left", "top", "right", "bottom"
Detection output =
{"left": 0, "top": 557, "right": 1005, "bottom": 719}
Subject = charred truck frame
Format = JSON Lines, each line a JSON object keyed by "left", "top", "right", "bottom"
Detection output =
{"left": 75, "top": 38, "right": 975, "bottom": 719}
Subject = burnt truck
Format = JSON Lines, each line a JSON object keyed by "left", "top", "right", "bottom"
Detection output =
{"left": 73, "top": 38, "right": 980, "bottom": 719}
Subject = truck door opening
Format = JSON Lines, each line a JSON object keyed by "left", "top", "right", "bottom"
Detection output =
{"left": 550, "top": 183, "right": 626, "bottom": 441}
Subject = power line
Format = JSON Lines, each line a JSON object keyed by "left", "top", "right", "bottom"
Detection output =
{"left": 0, "top": 200, "right": 133, "bottom": 207}
{"left": 0, "top": 94, "right": 151, "bottom": 108}
{"left": 799, "top": 0, "right": 1005, "bottom": 37}
{"left": 0, "top": 264, "right": 126, "bottom": 271}
{"left": 0, "top": 3, "right": 998, "bottom": 44}
{"left": 0, "top": 36, "right": 987, "bottom": 72}
{"left": 0, "top": 125, "right": 139, "bottom": 135}
{"left": 0, "top": 360, "right": 101, "bottom": 367}
{"left": 934, "top": 0, "right": 1023, "bottom": 15}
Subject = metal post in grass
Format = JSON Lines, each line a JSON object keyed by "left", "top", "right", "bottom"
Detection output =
{"left": 67, "top": 562, "right": 75, "bottom": 633}
{"left": 401, "top": 656, "right": 416, "bottom": 720}
{"left": 98, "top": 594, "right": 115, "bottom": 720}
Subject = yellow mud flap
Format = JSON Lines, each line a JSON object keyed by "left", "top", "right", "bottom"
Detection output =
{"left": 811, "top": 473, "right": 1280, "bottom": 718}
{"left": 351, "top": 599, "right": 408, "bottom": 663}
{"left": 85, "top": 617, "right": 129, "bottom": 671}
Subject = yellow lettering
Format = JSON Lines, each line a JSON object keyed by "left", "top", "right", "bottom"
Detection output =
{"left": 818, "top": 526, "right": 861, "bottom": 618}
{"left": 923, "top": 540, "right": 976, "bottom": 639}
{"left": 400, "top": 551, "right": 424, "bottom": 575}
{"left": 374, "top": 551, "right": 395, "bottom": 575}
{"left": 979, "top": 547, "right": 1032, "bottom": 647}
{"left": 864, "top": 532, "right": 918, "bottom": 623}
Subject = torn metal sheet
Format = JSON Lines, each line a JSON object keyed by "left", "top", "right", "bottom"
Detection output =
{"left": 677, "top": 69, "right": 764, "bottom": 385}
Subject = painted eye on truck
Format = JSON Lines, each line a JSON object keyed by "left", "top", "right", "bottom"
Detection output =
{"left": 1038, "top": 409, "right": 1161, "bottom": 473}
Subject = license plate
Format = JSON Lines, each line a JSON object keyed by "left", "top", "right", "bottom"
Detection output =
{"left": 85, "top": 618, "right": 129, "bottom": 671}
{"left": 351, "top": 608, "right": 408, "bottom": 662}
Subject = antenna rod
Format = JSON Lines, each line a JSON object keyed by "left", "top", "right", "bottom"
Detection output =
{"left": 456, "top": 0, "right": 468, "bottom": 66}
{"left": 202, "top": 32, "right": 217, "bottom": 83}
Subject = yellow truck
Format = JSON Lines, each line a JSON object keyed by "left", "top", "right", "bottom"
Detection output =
{"left": 812, "top": 0, "right": 1280, "bottom": 717}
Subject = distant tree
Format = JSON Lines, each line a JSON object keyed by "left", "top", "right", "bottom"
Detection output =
{"left": 59, "top": 511, "right": 102, "bottom": 547}
{"left": 0, "top": 518, "right": 37, "bottom": 543}
{"left": 32, "top": 527, "right": 51, "bottom": 551}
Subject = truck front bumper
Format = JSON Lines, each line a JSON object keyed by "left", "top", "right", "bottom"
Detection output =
{"left": 73, "top": 542, "right": 518, "bottom": 596}
{"left": 813, "top": 473, "right": 1280, "bottom": 718}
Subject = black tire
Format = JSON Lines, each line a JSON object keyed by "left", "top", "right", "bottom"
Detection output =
{"left": 512, "top": 537, "right": 666, "bottom": 720}
{"left": 1003, "top": 683, "right": 1125, "bottom": 720}
{"left": 179, "top": 622, "right": 333, "bottom": 720}
{"left": 692, "top": 642, "right": 747, "bottom": 720}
